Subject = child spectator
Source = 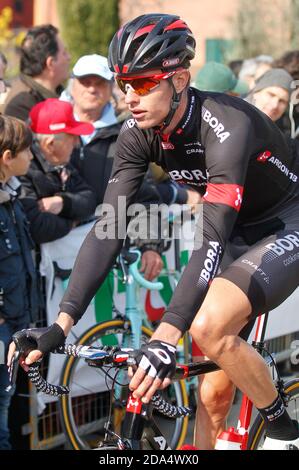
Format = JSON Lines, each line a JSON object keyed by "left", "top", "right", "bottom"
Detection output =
{"left": 0, "top": 115, "right": 38, "bottom": 449}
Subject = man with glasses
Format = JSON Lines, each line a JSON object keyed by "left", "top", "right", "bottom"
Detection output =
{"left": 8, "top": 14, "right": 299, "bottom": 450}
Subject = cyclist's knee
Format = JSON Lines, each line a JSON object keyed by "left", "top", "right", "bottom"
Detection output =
{"left": 190, "top": 310, "right": 241, "bottom": 360}
{"left": 190, "top": 308, "right": 220, "bottom": 351}
{"left": 198, "top": 373, "right": 235, "bottom": 417}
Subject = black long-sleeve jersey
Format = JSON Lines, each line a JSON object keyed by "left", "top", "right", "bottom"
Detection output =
{"left": 60, "top": 88, "right": 299, "bottom": 333}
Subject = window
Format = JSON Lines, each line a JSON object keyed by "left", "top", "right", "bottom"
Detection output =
{"left": 14, "top": 0, "right": 23, "bottom": 13}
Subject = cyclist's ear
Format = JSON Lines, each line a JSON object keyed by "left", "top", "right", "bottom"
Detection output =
{"left": 172, "top": 69, "right": 190, "bottom": 93}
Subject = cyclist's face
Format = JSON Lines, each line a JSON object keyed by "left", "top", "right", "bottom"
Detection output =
{"left": 122, "top": 70, "right": 175, "bottom": 129}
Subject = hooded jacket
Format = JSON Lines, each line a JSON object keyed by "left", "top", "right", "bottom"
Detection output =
{"left": 0, "top": 178, "right": 38, "bottom": 326}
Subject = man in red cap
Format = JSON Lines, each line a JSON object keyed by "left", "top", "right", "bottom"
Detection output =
{"left": 19, "top": 98, "right": 97, "bottom": 244}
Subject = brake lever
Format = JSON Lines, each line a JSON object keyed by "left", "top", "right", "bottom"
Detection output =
{"left": 126, "top": 350, "right": 138, "bottom": 368}
{"left": 119, "top": 255, "right": 129, "bottom": 284}
{"left": 6, "top": 350, "right": 20, "bottom": 392}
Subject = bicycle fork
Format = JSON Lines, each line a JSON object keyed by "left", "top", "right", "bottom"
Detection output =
{"left": 217, "top": 311, "right": 286, "bottom": 450}
{"left": 117, "top": 393, "right": 171, "bottom": 450}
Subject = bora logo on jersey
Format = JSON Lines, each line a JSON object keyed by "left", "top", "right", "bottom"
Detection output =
{"left": 202, "top": 107, "right": 231, "bottom": 143}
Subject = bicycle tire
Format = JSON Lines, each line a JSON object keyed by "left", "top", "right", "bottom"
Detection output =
{"left": 59, "top": 319, "right": 189, "bottom": 450}
{"left": 248, "top": 378, "right": 299, "bottom": 450}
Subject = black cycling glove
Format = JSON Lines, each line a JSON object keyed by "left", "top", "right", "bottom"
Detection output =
{"left": 13, "top": 323, "right": 66, "bottom": 356}
{"left": 135, "top": 340, "right": 177, "bottom": 381}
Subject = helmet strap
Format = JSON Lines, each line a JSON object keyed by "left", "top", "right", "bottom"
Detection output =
{"left": 159, "top": 79, "right": 182, "bottom": 133}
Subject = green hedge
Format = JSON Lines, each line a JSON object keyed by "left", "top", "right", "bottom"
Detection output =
{"left": 57, "top": 0, "right": 119, "bottom": 65}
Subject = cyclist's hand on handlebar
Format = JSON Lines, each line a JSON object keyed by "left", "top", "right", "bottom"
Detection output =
{"left": 7, "top": 323, "right": 66, "bottom": 372}
{"left": 139, "top": 251, "right": 163, "bottom": 280}
{"left": 128, "top": 340, "right": 176, "bottom": 404}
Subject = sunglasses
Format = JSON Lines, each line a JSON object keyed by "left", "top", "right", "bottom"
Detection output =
{"left": 116, "top": 70, "right": 177, "bottom": 96}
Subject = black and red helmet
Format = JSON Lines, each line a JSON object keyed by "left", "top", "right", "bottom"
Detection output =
{"left": 108, "top": 13, "right": 196, "bottom": 75}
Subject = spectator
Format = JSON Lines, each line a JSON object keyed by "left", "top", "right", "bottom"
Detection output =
{"left": 3, "top": 25, "right": 70, "bottom": 121}
{"left": 20, "top": 98, "right": 97, "bottom": 244}
{"left": 272, "top": 50, "right": 299, "bottom": 80}
{"left": 272, "top": 50, "right": 299, "bottom": 139}
{"left": 245, "top": 68, "right": 299, "bottom": 184}
{"left": 0, "top": 53, "right": 10, "bottom": 111}
{"left": 245, "top": 68, "right": 293, "bottom": 122}
{"left": 193, "top": 61, "right": 249, "bottom": 96}
{"left": 239, "top": 55, "right": 273, "bottom": 90}
{"left": 0, "top": 115, "right": 38, "bottom": 449}
{"left": 0, "top": 52, "right": 7, "bottom": 91}
{"left": 63, "top": 54, "right": 121, "bottom": 205}
{"left": 64, "top": 55, "right": 164, "bottom": 280}
{"left": 227, "top": 59, "right": 243, "bottom": 78}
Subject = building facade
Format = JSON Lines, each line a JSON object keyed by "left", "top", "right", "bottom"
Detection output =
{"left": 0, "top": 0, "right": 33, "bottom": 28}
{"left": 32, "top": 0, "right": 238, "bottom": 69}
{"left": 8, "top": 0, "right": 291, "bottom": 69}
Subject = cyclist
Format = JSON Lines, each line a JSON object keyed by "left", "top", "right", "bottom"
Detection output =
{"left": 8, "top": 14, "right": 299, "bottom": 450}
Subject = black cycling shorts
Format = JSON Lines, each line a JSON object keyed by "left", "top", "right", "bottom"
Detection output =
{"left": 218, "top": 197, "right": 299, "bottom": 329}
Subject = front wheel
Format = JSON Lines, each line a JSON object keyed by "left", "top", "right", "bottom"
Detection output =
{"left": 248, "top": 378, "right": 299, "bottom": 449}
{"left": 59, "top": 319, "right": 189, "bottom": 450}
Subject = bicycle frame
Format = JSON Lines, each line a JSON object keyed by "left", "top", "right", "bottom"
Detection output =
{"left": 113, "top": 392, "right": 173, "bottom": 450}
{"left": 103, "top": 311, "right": 284, "bottom": 450}
{"left": 113, "top": 249, "right": 163, "bottom": 348}
{"left": 236, "top": 313, "right": 269, "bottom": 449}
{"left": 11, "top": 307, "right": 290, "bottom": 451}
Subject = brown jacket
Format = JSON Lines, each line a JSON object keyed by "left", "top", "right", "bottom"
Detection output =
{"left": 2, "top": 73, "right": 58, "bottom": 121}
